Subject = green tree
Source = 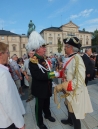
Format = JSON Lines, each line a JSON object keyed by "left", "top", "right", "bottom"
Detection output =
{"left": 92, "top": 29, "right": 98, "bottom": 52}
{"left": 92, "top": 29, "right": 98, "bottom": 46}
{"left": 57, "top": 38, "right": 63, "bottom": 53}
{"left": 83, "top": 28, "right": 85, "bottom": 31}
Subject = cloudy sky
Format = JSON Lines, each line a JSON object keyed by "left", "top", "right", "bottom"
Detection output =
{"left": 0, "top": 0, "right": 98, "bottom": 34}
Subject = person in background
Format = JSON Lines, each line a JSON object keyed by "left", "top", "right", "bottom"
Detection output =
{"left": 51, "top": 55, "right": 56, "bottom": 70}
{"left": 0, "top": 42, "right": 25, "bottom": 129}
{"left": 45, "top": 56, "right": 52, "bottom": 70}
{"left": 17, "top": 58, "right": 25, "bottom": 94}
{"left": 82, "top": 48, "right": 93, "bottom": 85}
{"left": 57, "top": 57, "right": 63, "bottom": 84}
{"left": 23, "top": 50, "right": 35, "bottom": 102}
{"left": 10, "top": 54, "right": 23, "bottom": 95}
{"left": 90, "top": 55, "right": 96, "bottom": 80}
{"left": 95, "top": 54, "right": 98, "bottom": 76}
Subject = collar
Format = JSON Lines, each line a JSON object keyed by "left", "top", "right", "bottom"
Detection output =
{"left": 35, "top": 53, "right": 43, "bottom": 59}
{"left": 85, "top": 53, "right": 90, "bottom": 57}
{"left": 0, "top": 64, "right": 9, "bottom": 71}
{"left": 68, "top": 52, "right": 77, "bottom": 57}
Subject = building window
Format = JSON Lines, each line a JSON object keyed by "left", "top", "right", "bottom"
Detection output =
{"left": 49, "top": 42, "right": 52, "bottom": 44}
{"left": 49, "top": 34, "right": 51, "bottom": 36}
{"left": 76, "top": 34, "right": 79, "bottom": 37}
{"left": 80, "top": 39, "right": 82, "bottom": 44}
{"left": 12, "top": 44, "right": 16, "bottom": 51}
{"left": 23, "top": 44, "right": 25, "bottom": 48}
{"left": 57, "top": 37, "right": 61, "bottom": 40}
{"left": 67, "top": 32, "right": 75, "bottom": 36}
{"left": 1, "top": 37, "right": 4, "bottom": 40}
{"left": 48, "top": 37, "right": 52, "bottom": 44}
{"left": 86, "top": 41, "right": 88, "bottom": 45}
{"left": 12, "top": 37, "right": 15, "bottom": 40}
{"left": 58, "top": 34, "right": 60, "bottom": 36}
{"left": 49, "top": 48, "right": 52, "bottom": 53}
{"left": 72, "top": 32, "right": 75, "bottom": 35}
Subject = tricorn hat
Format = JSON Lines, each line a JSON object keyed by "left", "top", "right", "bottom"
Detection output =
{"left": 63, "top": 37, "right": 81, "bottom": 49}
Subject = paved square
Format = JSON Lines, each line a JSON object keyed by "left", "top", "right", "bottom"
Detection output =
{"left": 23, "top": 84, "right": 98, "bottom": 129}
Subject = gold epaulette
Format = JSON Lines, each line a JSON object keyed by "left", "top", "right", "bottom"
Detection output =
{"left": 30, "top": 56, "right": 38, "bottom": 64}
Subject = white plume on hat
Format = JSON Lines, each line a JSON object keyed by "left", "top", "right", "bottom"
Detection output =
{"left": 26, "top": 31, "right": 46, "bottom": 51}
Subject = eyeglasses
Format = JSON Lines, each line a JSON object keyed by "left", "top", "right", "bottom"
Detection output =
{"left": 2, "top": 51, "right": 10, "bottom": 55}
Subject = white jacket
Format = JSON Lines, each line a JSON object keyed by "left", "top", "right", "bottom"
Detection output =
{"left": 66, "top": 54, "right": 93, "bottom": 119}
{"left": 0, "top": 64, "right": 25, "bottom": 128}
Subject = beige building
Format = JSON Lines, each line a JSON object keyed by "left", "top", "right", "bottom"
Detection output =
{"left": 40, "top": 21, "right": 92, "bottom": 56}
{"left": 0, "top": 21, "right": 92, "bottom": 57}
{"left": 0, "top": 30, "right": 28, "bottom": 58}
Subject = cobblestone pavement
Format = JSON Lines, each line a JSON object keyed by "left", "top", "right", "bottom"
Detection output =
{"left": 22, "top": 80, "right": 98, "bottom": 129}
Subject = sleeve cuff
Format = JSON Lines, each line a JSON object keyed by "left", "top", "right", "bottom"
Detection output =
{"left": 58, "top": 70, "right": 63, "bottom": 78}
{"left": 67, "top": 81, "right": 73, "bottom": 91}
{"left": 47, "top": 72, "right": 55, "bottom": 79}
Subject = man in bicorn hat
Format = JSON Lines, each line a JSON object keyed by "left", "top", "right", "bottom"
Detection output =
{"left": 26, "top": 31, "right": 59, "bottom": 129}
{"left": 54, "top": 37, "right": 93, "bottom": 129}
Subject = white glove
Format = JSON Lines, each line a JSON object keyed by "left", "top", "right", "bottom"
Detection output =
{"left": 54, "top": 71, "right": 60, "bottom": 77}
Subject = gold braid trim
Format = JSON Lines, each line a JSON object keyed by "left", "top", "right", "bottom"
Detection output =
{"left": 72, "top": 55, "right": 86, "bottom": 98}
{"left": 30, "top": 56, "right": 38, "bottom": 64}
{"left": 66, "top": 37, "right": 79, "bottom": 44}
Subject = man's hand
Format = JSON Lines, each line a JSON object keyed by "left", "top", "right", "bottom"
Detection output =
{"left": 54, "top": 71, "right": 60, "bottom": 77}
{"left": 19, "top": 76, "right": 22, "bottom": 80}
{"left": 19, "top": 124, "right": 25, "bottom": 129}
{"left": 25, "top": 75, "right": 29, "bottom": 81}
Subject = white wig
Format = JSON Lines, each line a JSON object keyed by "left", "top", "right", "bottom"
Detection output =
{"left": 26, "top": 31, "right": 46, "bottom": 51}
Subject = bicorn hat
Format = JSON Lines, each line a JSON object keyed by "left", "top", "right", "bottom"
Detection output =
{"left": 63, "top": 37, "right": 81, "bottom": 49}
{"left": 26, "top": 31, "right": 48, "bottom": 51}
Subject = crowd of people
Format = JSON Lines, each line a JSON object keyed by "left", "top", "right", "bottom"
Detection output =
{"left": 7, "top": 49, "right": 98, "bottom": 91}
{"left": 0, "top": 30, "right": 97, "bottom": 129}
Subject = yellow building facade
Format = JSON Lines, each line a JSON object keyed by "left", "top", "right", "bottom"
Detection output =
{"left": 40, "top": 21, "right": 92, "bottom": 56}
{"left": 0, "top": 21, "right": 92, "bottom": 57}
{"left": 0, "top": 30, "right": 28, "bottom": 58}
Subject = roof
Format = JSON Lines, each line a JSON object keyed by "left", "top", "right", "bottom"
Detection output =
{"left": 0, "top": 30, "right": 20, "bottom": 36}
{"left": 79, "top": 30, "right": 93, "bottom": 34}
{"left": 81, "top": 45, "right": 98, "bottom": 49}
{"left": 60, "top": 21, "right": 79, "bottom": 28}
{"left": 40, "top": 27, "right": 62, "bottom": 34}
{"left": 20, "top": 34, "right": 27, "bottom": 37}
{"left": 40, "top": 21, "right": 92, "bottom": 34}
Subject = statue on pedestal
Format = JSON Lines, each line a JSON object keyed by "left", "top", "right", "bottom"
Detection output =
{"left": 27, "top": 20, "right": 36, "bottom": 37}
